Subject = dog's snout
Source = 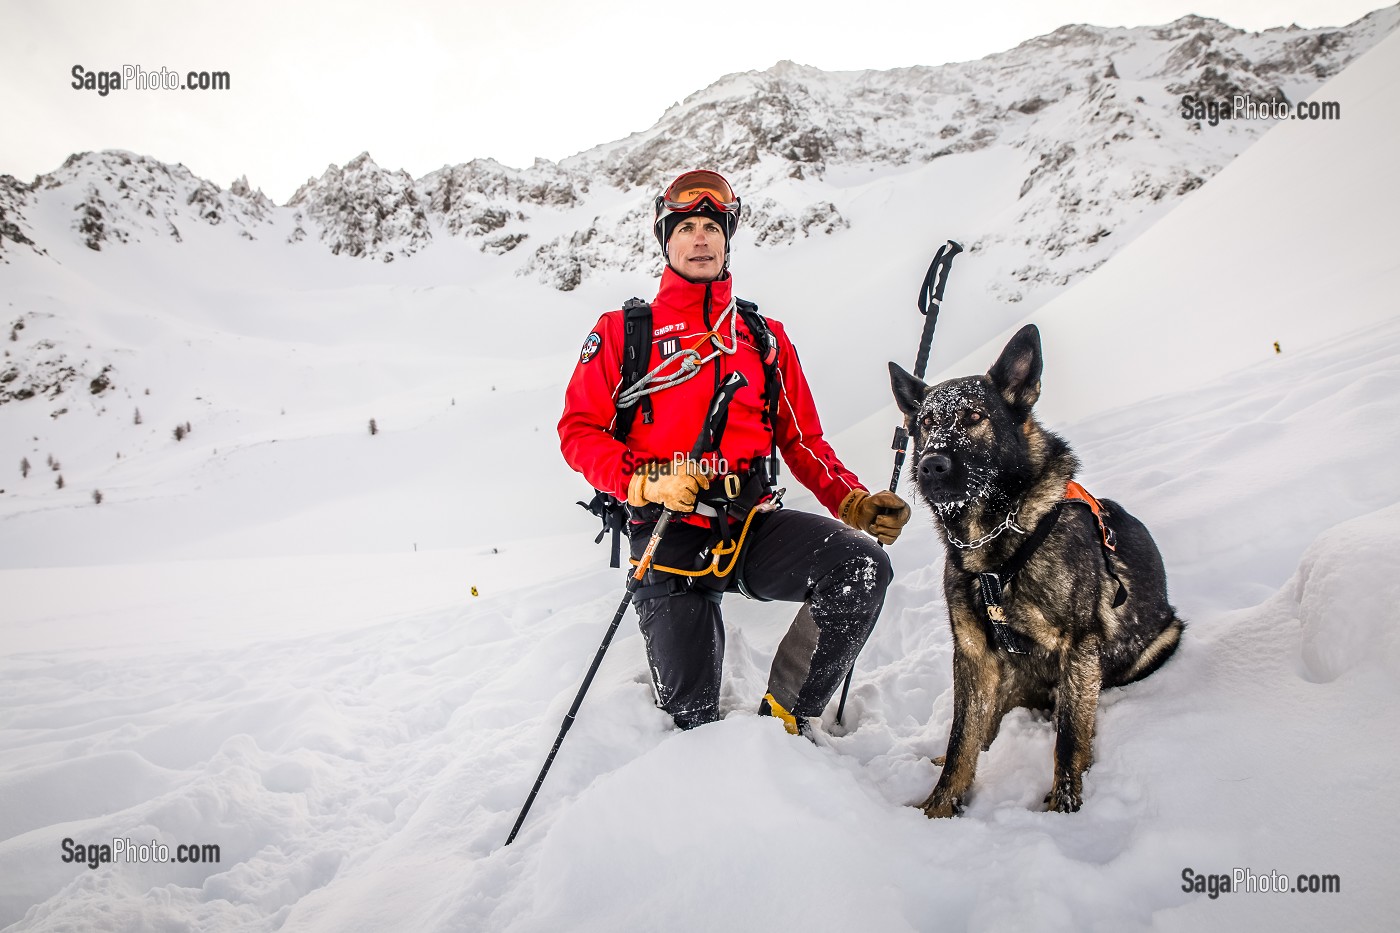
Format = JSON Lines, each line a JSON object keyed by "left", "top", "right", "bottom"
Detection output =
{"left": 919, "top": 453, "right": 953, "bottom": 479}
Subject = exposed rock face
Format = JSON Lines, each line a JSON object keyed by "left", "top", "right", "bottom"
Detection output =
{"left": 287, "top": 153, "right": 432, "bottom": 261}
{"left": 0, "top": 313, "right": 114, "bottom": 409}
{"left": 0, "top": 175, "right": 38, "bottom": 260}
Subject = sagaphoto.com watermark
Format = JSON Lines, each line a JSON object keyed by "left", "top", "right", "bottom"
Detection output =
{"left": 71, "top": 64, "right": 231, "bottom": 97}
{"left": 61, "top": 836, "right": 221, "bottom": 870}
{"left": 1181, "top": 866, "right": 1342, "bottom": 900}
{"left": 1180, "top": 93, "right": 1341, "bottom": 126}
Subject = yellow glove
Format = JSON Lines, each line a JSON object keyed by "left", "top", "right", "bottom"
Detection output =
{"left": 627, "top": 460, "right": 711, "bottom": 513}
{"left": 838, "top": 488, "right": 912, "bottom": 545}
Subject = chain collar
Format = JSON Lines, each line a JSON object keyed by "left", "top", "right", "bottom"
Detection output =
{"left": 945, "top": 501, "right": 1027, "bottom": 550}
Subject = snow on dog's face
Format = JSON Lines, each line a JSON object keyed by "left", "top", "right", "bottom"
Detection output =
{"left": 889, "top": 325, "right": 1043, "bottom": 518}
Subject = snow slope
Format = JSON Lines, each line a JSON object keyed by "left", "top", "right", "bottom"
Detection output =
{"left": 3, "top": 306, "right": 1397, "bottom": 932}
{"left": 2, "top": 13, "right": 1400, "bottom": 933}
{"left": 948, "top": 23, "right": 1400, "bottom": 428}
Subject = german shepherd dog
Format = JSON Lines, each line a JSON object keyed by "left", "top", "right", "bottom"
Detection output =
{"left": 889, "top": 324, "right": 1183, "bottom": 816}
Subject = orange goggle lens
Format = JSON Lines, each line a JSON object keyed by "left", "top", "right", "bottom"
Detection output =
{"left": 661, "top": 170, "right": 739, "bottom": 212}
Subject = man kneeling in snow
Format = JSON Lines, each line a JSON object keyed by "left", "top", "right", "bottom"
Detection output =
{"left": 559, "top": 169, "right": 909, "bottom": 733}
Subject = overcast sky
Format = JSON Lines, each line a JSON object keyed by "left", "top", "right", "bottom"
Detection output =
{"left": 1, "top": 0, "right": 1387, "bottom": 201}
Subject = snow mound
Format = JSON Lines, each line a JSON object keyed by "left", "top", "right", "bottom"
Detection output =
{"left": 1294, "top": 503, "right": 1400, "bottom": 684}
{"left": 513, "top": 716, "right": 928, "bottom": 933}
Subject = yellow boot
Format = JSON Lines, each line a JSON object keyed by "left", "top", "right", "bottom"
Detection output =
{"left": 758, "top": 693, "right": 807, "bottom": 736}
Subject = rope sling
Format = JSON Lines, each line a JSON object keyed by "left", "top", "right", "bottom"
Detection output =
{"left": 615, "top": 296, "right": 741, "bottom": 410}
{"left": 627, "top": 499, "right": 771, "bottom": 579}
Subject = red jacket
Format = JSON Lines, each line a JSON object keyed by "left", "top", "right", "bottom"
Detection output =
{"left": 559, "top": 266, "right": 864, "bottom": 522}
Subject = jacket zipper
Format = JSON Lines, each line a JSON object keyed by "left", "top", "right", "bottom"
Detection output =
{"left": 704, "top": 283, "right": 721, "bottom": 397}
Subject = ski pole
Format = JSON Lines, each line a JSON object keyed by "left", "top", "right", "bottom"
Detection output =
{"left": 835, "top": 240, "right": 962, "bottom": 726}
{"left": 894, "top": 240, "right": 962, "bottom": 480}
{"left": 505, "top": 371, "right": 748, "bottom": 846}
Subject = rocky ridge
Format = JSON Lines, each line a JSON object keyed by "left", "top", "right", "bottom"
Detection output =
{"left": 544, "top": 8, "right": 1397, "bottom": 299}
{"left": 0, "top": 7, "right": 1393, "bottom": 303}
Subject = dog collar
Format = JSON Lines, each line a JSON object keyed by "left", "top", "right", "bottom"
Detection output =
{"left": 945, "top": 502, "right": 1026, "bottom": 550}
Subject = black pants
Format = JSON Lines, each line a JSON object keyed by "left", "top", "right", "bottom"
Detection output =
{"left": 629, "top": 508, "right": 892, "bottom": 728}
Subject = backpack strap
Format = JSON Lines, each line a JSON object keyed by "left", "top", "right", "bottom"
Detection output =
{"left": 613, "top": 298, "right": 654, "bottom": 441}
{"left": 576, "top": 489, "right": 628, "bottom": 568}
{"left": 735, "top": 298, "right": 782, "bottom": 486}
{"left": 579, "top": 298, "right": 652, "bottom": 568}
{"left": 1063, "top": 481, "right": 1128, "bottom": 608}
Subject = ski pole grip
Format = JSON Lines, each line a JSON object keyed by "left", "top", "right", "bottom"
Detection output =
{"left": 917, "top": 239, "right": 964, "bottom": 317}
{"left": 913, "top": 243, "right": 961, "bottom": 379}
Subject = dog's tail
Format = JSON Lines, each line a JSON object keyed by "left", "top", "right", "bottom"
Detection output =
{"left": 1122, "top": 614, "right": 1185, "bottom": 683}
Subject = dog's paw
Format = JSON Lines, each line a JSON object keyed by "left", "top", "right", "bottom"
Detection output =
{"left": 1044, "top": 779, "right": 1083, "bottom": 813}
{"left": 931, "top": 755, "right": 946, "bottom": 767}
{"left": 920, "top": 790, "right": 962, "bottom": 819}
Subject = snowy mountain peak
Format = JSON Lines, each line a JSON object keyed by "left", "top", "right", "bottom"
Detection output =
{"left": 767, "top": 59, "right": 824, "bottom": 77}
{"left": 285, "top": 152, "right": 430, "bottom": 261}
{"left": 14, "top": 149, "right": 277, "bottom": 253}
{"left": 227, "top": 174, "right": 274, "bottom": 214}
{"left": 344, "top": 150, "right": 381, "bottom": 171}
{"left": 0, "top": 8, "right": 1395, "bottom": 287}
{"left": 1158, "top": 14, "right": 1237, "bottom": 37}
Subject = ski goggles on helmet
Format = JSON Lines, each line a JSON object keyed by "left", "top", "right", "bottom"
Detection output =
{"left": 654, "top": 170, "right": 742, "bottom": 237}
{"left": 659, "top": 170, "right": 740, "bottom": 214}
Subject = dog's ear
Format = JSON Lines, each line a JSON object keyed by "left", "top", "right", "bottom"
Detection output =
{"left": 988, "top": 324, "right": 1043, "bottom": 413}
{"left": 889, "top": 362, "right": 928, "bottom": 418}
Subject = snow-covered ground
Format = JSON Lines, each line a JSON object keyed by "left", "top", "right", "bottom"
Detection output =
{"left": 2, "top": 24, "right": 1399, "bottom": 933}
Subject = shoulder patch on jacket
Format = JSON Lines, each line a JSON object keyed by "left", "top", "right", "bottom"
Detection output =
{"left": 579, "top": 332, "right": 602, "bottom": 364}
